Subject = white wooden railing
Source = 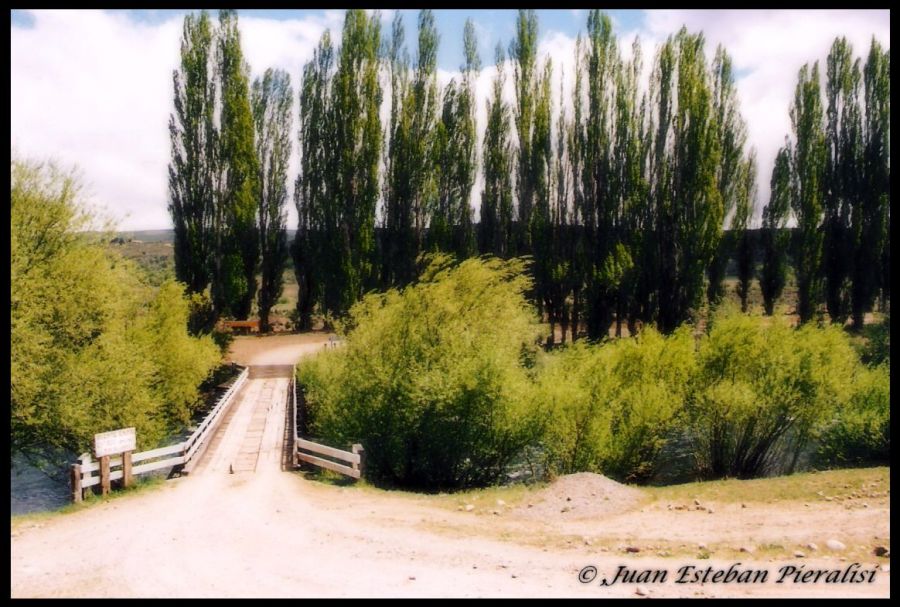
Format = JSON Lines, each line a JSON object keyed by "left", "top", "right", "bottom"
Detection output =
{"left": 71, "top": 366, "right": 249, "bottom": 501}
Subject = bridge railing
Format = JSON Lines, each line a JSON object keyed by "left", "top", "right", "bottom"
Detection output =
{"left": 71, "top": 365, "right": 249, "bottom": 501}
{"left": 289, "top": 363, "right": 364, "bottom": 480}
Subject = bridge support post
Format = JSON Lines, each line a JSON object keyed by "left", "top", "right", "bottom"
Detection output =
{"left": 122, "top": 450, "right": 133, "bottom": 488}
{"left": 352, "top": 444, "right": 366, "bottom": 479}
{"left": 99, "top": 455, "right": 110, "bottom": 496}
{"left": 70, "top": 463, "right": 82, "bottom": 503}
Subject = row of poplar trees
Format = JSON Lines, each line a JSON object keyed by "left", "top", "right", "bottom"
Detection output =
{"left": 761, "top": 37, "right": 891, "bottom": 330}
{"left": 170, "top": 9, "right": 890, "bottom": 339}
{"left": 168, "top": 10, "right": 291, "bottom": 332}
{"left": 295, "top": 9, "right": 762, "bottom": 339}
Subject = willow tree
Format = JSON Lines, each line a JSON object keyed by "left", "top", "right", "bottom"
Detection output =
{"left": 215, "top": 9, "right": 259, "bottom": 319}
{"left": 760, "top": 144, "right": 792, "bottom": 316}
{"left": 252, "top": 68, "right": 292, "bottom": 333}
{"left": 479, "top": 44, "right": 515, "bottom": 258}
{"left": 789, "top": 62, "right": 827, "bottom": 324}
{"left": 168, "top": 11, "right": 216, "bottom": 300}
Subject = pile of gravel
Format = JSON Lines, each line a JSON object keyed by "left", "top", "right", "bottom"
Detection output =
{"left": 515, "top": 472, "right": 645, "bottom": 520}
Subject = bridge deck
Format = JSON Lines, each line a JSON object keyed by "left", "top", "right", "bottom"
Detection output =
{"left": 192, "top": 365, "right": 294, "bottom": 475}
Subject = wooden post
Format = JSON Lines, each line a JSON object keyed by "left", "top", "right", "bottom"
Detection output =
{"left": 70, "top": 463, "right": 82, "bottom": 503}
{"left": 352, "top": 444, "right": 365, "bottom": 479}
{"left": 80, "top": 453, "right": 92, "bottom": 500}
{"left": 99, "top": 455, "right": 111, "bottom": 496}
{"left": 122, "top": 450, "right": 133, "bottom": 488}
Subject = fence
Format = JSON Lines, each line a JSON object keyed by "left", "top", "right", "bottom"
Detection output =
{"left": 289, "top": 368, "right": 364, "bottom": 480}
{"left": 70, "top": 365, "right": 249, "bottom": 501}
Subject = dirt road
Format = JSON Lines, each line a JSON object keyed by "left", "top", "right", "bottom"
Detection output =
{"left": 10, "top": 334, "right": 890, "bottom": 598}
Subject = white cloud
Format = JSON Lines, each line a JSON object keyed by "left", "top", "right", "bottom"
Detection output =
{"left": 11, "top": 9, "right": 339, "bottom": 230}
{"left": 640, "top": 9, "right": 890, "bottom": 225}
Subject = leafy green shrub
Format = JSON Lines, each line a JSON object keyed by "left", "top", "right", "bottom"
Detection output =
{"left": 816, "top": 364, "right": 890, "bottom": 466}
{"left": 298, "top": 255, "right": 544, "bottom": 489}
{"left": 535, "top": 327, "right": 695, "bottom": 482}
{"left": 685, "top": 312, "right": 861, "bottom": 479}
{"left": 11, "top": 158, "right": 221, "bottom": 463}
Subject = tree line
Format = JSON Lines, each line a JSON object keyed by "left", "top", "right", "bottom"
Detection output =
{"left": 169, "top": 9, "right": 890, "bottom": 338}
{"left": 168, "top": 10, "right": 290, "bottom": 333}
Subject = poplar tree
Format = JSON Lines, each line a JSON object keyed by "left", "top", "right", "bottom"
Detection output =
{"left": 384, "top": 10, "right": 437, "bottom": 286}
{"left": 652, "top": 28, "right": 723, "bottom": 333}
{"left": 734, "top": 151, "right": 757, "bottom": 312}
{"left": 580, "top": 10, "right": 619, "bottom": 340}
{"left": 168, "top": 11, "right": 216, "bottom": 299}
{"left": 479, "top": 44, "right": 514, "bottom": 258}
{"left": 760, "top": 144, "right": 792, "bottom": 315}
{"left": 853, "top": 39, "right": 890, "bottom": 329}
{"left": 252, "top": 68, "right": 292, "bottom": 333}
{"left": 328, "top": 9, "right": 382, "bottom": 313}
{"left": 294, "top": 32, "right": 334, "bottom": 330}
{"left": 431, "top": 20, "right": 478, "bottom": 260}
{"left": 789, "top": 62, "right": 827, "bottom": 324}
{"left": 510, "top": 9, "right": 538, "bottom": 255}
{"left": 822, "top": 37, "right": 860, "bottom": 325}
{"left": 707, "top": 45, "right": 749, "bottom": 307}
{"left": 215, "top": 9, "right": 259, "bottom": 319}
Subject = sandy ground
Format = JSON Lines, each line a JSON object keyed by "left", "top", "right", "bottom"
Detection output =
{"left": 225, "top": 331, "right": 336, "bottom": 366}
{"left": 10, "top": 334, "right": 890, "bottom": 598}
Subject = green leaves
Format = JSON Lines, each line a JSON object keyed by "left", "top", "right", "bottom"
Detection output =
{"left": 299, "top": 255, "right": 543, "bottom": 489}
{"left": 252, "top": 68, "right": 292, "bottom": 332}
{"left": 12, "top": 159, "right": 221, "bottom": 462}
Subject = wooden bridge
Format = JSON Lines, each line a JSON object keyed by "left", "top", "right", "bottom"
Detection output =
{"left": 71, "top": 361, "right": 364, "bottom": 501}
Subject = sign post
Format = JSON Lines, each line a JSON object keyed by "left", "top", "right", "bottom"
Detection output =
{"left": 93, "top": 427, "right": 137, "bottom": 494}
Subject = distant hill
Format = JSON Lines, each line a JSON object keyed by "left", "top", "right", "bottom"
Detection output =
{"left": 114, "top": 229, "right": 299, "bottom": 243}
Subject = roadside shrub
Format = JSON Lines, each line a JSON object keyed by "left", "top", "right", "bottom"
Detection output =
{"left": 535, "top": 327, "right": 695, "bottom": 483}
{"left": 816, "top": 365, "right": 890, "bottom": 466}
{"left": 298, "top": 255, "right": 544, "bottom": 490}
{"left": 685, "top": 312, "right": 860, "bottom": 479}
{"left": 11, "top": 157, "right": 221, "bottom": 464}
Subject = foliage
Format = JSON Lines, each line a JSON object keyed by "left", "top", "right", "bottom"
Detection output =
{"left": 298, "top": 255, "right": 544, "bottom": 489}
{"left": 760, "top": 146, "right": 792, "bottom": 315}
{"left": 294, "top": 9, "right": 382, "bottom": 320}
{"left": 11, "top": 158, "right": 221, "bottom": 464}
{"left": 252, "top": 67, "right": 292, "bottom": 332}
{"left": 685, "top": 310, "right": 863, "bottom": 479}
{"left": 535, "top": 326, "right": 695, "bottom": 482}
{"left": 168, "top": 10, "right": 217, "bottom": 296}
{"left": 214, "top": 9, "right": 260, "bottom": 319}
{"left": 478, "top": 43, "right": 515, "bottom": 258}
{"left": 816, "top": 364, "right": 890, "bottom": 465}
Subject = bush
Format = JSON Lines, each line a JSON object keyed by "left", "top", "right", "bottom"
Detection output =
{"left": 11, "top": 157, "right": 221, "bottom": 463}
{"left": 816, "top": 365, "right": 890, "bottom": 466}
{"left": 535, "top": 327, "right": 695, "bottom": 483}
{"left": 685, "top": 312, "right": 862, "bottom": 479}
{"left": 298, "top": 255, "right": 544, "bottom": 489}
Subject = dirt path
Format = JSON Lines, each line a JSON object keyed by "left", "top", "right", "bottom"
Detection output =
{"left": 10, "top": 334, "right": 890, "bottom": 598}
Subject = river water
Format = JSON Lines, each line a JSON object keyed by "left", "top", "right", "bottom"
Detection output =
{"left": 10, "top": 455, "right": 70, "bottom": 515}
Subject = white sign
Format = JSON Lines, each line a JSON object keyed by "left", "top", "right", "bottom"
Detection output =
{"left": 93, "top": 427, "right": 136, "bottom": 458}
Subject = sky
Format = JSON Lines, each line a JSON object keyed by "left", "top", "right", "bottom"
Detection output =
{"left": 10, "top": 9, "right": 890, "bottom": 231}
